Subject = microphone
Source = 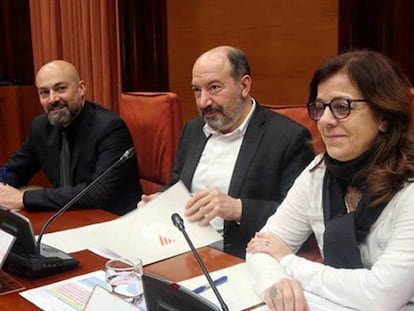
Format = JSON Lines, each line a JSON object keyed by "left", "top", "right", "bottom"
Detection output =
{"left": 171, "top": 213, "right": 229, "bottom": 311}
{"left": 171, "top": 212, "right": 184, "bottom": 231}
{"left": 3, "top": 147, "right": 135, "bottom": 279}
{"left": 36, "top": 146, "right": 136, "bottom": 254}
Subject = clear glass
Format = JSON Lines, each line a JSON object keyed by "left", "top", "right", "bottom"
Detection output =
{"left": 307, "top": 98, "right": 368, "bottom": 121}
{"left": 105, "top": 257, "right": 144, "bottom": 307}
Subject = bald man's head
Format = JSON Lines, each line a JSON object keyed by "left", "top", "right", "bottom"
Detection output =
{"left": 36, "top": 60, "right": 86, "bottom": 127}
{"left": 194, "top": 46, "right": 251, "bottom": 82}
{"left": 191, "top": 46, "right": 253, "bottom": 133}
{"left": 36, "top": 60, "right": 80, "bottom": 86}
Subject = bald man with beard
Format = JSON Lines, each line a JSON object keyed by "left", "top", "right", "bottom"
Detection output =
{"left": 0, "top": 60, "right": 142, "bottom": 215}
{"left": 139, "top": 46, "right": 314, "bottom": 258}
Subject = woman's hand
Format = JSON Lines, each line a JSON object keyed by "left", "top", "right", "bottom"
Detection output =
{"left": 246, "top": 232, "right": 292, "bottom": 260}
{"left": 264, "top": 278, "right": 309, "bottom": 311}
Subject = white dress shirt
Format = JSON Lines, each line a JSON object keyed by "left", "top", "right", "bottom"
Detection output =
{"left": 192, "top": 100, "right": 256, "bottom": 231}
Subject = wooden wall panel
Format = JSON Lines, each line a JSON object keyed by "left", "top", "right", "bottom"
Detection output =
{"left": 0, "top": 86, "right": 42, "bottom": 163}
{"left": 166, "top": 0, "right": 338, "bottom": 122}
{"left": 339, "top": 0, "right": 414, "bottom": 84}
{"left": 0, "top": 86, "right": 51, "bottom": 186}
{"left": 0, "top": 0, "right": 34, "bottom": 85}
{"left": 118, "top": 0, "right": 169, "bottom": 92}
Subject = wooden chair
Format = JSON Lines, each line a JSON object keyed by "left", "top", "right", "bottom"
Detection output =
{"left": 119, "top": 92, "right": 183, "bottom": 194}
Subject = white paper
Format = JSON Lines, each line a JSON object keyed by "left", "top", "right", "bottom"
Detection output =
{"left": 180, "top": 262, "right": 355, "bottom": 311}
{"left": 20, "top": 270, "right": 147, "bottom": 311}
{"left": 20, "top": 271, "right": 107, "bottom": 311}
{"left": 36, "top": 181, "right": 222, "bottom": 264}
{"left": 91, "top": 181, "right": 223, "bottom": 265}
{"left": 84, "top": 285, "right": 144, "bottom": 311}
{"left": 303, "top": 291, "right": 356, "bottom": 311}
{"left": 179, "top": 263, "right": 262, "bottom": 311}
{"left": 0, "top": 228, "right": 16, "bottom": 268}
{"left": 37, "top": 222, "right": 104, "bottom": 254}
{"left": 250, "top": 291, "right": 356, "bottom": 311}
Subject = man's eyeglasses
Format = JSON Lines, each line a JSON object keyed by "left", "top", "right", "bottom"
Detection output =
{"left": 307, "top": 98, "right": 368, "bottom": 121}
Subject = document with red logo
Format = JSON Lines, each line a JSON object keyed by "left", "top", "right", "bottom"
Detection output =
{"left": 91, "top": 181, "right": 223, "bottom": 264}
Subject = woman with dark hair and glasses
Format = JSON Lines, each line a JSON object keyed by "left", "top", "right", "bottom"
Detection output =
{"left": 246, "top": 50, "right": 414, "bottom": 311}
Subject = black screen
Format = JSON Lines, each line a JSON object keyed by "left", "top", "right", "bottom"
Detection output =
{"left": 142, "top": 273, "right": 220, "bottom": 311}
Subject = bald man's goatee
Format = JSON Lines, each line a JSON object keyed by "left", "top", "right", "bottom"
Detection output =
{"left": 48, "top": 108, "right": 72, "bottom": 127}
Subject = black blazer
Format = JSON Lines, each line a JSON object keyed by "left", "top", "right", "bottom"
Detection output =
{"left": 5, "top": 101, "right": 142, "bottom": 215}
{"left": 170, "top": 103, "right": 314, "bottom": 258}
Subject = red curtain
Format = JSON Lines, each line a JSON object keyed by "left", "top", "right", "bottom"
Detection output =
{"left": 29, "top": 0, "right": 121, "bottom": 111}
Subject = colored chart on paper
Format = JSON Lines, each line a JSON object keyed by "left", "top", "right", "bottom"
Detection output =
{"left": 20, "top": 271, "right": 107, "bottom": 311}
{"left": 158, "top": 234, "right": 176, "bottom": 246}
{"left": 47, "top": 275, "right": 106, "bottom": 310}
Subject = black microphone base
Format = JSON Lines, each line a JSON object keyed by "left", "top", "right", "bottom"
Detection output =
{"left": 4, "top": 244, "right": 79, "bottom": 279}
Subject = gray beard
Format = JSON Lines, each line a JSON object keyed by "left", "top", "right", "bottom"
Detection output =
{"left": 206, "top": 100, "right": 244, "bottom": 132}
{"left": 47, "top": 108, "right": 73, "bottom": 127}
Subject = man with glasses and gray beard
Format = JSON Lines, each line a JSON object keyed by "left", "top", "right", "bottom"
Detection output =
{"left": 138, "top": 46, "right": 314, "bottom": 258}
{"left": 0, "top": 60, "right": 142, "bottom": 215}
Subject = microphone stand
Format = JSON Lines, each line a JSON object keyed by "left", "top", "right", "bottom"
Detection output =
{"left": 172, "top": 213, "right": 229, "bottom": 311}
{"left": 36, "top": 147, "right": 135, "bottom": 257}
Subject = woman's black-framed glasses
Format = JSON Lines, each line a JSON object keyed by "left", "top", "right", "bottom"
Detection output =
{"left": 307, "top": 98, "right": 368, "bottom": 121}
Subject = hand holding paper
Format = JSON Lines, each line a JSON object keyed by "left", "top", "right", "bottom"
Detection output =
{"left": 91, "top": 181, "right": 223, "bottom": 264}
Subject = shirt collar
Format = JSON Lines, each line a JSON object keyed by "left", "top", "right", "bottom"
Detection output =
{"left": 202, "top": 98, "right": 256, "bottom": 137}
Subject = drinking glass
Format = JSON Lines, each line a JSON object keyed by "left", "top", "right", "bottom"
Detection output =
{"left": 105, "top": 257, "right": 144, "bottom": 307}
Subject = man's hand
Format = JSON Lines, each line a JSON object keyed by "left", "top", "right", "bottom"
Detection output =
{"left": 184, "top": 188, "right": 242, "bottom": 226}
{"left": 137, "top": 192, "right": 160, "bottom": 209}
{"left": 263, "top": 279, "right": 309, "bottom": 311}
{"left": 0, "top": 184, "right": 24, "bottom": 210}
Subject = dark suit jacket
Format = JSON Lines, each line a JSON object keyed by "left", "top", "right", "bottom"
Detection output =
{"left": 170, "top": 103, "right": 314, "bottom": 258}
{"left": 5, "top": 101, "right": 142, "bottom": 215}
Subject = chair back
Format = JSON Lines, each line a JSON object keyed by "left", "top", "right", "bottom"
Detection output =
{"left": 261, "top": 104, "right": 324, "bottom": 154}
{"left": 119, "top": 92, "right": 183, "bottom": 194}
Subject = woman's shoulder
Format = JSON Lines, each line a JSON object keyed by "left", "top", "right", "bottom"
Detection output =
{"left": 304, "top": 153, "right": 326, "bottom": 172}
{"left": 384, "top": 181, "right": 414, "bottom": 218}
{"left": 394, "top": 181, "right": 414, "bottom": 199}
{"left": 290, "top": 153, "right": 326, "bottom": 188}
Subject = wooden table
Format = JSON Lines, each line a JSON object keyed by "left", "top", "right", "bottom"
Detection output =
{"left": 0, "top": 209, "right": 243, "bottom": 310}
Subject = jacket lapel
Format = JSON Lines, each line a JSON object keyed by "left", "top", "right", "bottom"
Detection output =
{"left": 70, "top": 102, "right": 92, "bottom": 174}
{"left": 228, "top": 105, "right": 265, "bottom": 197}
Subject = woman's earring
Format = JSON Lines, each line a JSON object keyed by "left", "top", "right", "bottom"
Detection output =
{"left": 379, "top": 122, "right": 389, "bottom": 133}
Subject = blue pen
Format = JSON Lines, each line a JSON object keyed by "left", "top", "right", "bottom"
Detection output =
{"left": 192, "top": 276, "right": 228, "bottom": 294}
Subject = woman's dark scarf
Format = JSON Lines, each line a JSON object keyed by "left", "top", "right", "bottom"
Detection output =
{"left": 322, "top": 149, "right": 387, "bottom": 268}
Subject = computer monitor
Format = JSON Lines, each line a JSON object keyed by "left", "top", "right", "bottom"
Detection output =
{"left": 0, "top": 207, "right": 78, "bottom": 278}
{"left": 142, "top": 272, "right": 220, "bottom": 311}
{"left": 0, "top": 207, "right": 36, "bottom": 255}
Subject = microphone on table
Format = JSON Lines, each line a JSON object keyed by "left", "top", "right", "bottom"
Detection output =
{"left": 171, "top": 213, "right": 229, "bottom": 311}
{"left": 2, "top": 147, "right": 135, "bottom": 279}
{"left": 36, "top": 146, "right": 136, "bottom": 254}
